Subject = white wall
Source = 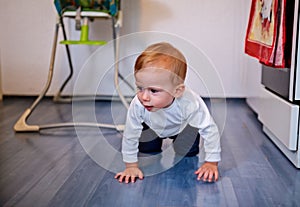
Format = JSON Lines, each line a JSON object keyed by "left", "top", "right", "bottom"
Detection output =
{"left": 0, "top": 0, "right": 261, "bottom": 98}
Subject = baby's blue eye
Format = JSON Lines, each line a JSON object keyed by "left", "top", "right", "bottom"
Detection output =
{"left": 150, "top": 89, "right": 159, "bottom": 93}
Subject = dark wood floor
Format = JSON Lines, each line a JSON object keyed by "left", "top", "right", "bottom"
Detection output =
{"left": 1, "top": 97, "right": 300, "bottom": 207}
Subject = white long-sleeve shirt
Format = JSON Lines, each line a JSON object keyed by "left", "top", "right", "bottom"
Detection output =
{"left": 122, "top": 88, "right": 221, "bottom": 163}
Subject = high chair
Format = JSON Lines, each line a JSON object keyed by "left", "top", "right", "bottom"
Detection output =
{"left": 14, "top": 0, "right": 129, "bottom": 132}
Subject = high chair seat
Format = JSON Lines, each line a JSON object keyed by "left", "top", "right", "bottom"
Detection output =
{"left": 63, "top": 11, "right": 110, "bottom": 18}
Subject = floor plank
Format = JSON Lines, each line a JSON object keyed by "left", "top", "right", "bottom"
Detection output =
{"left": 0, "top": 97, "right": 300, "bottom": 207}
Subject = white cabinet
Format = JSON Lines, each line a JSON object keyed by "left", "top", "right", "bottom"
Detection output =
{"left": 258, "top": 89, "right": 299, "bottom": 151}
{"left": 247, "top": 87, "right": 300, "bottom": 168}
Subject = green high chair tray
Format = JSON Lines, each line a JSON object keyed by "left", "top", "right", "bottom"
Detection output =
{"left": 59, "top": 18, "right": 107, "bottom": 45}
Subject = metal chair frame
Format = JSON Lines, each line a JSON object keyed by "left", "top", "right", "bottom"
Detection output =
{"left": 14, "top": 2, "right": 129, "bottom": 132}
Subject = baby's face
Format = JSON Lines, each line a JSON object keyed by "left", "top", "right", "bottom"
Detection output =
{"left": 135, "top": 67, "right": 179, "bottom": 112}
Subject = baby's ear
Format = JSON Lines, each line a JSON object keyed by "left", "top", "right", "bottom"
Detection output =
{"left": 174, "top": 84, "right": 185, "bottom": 98}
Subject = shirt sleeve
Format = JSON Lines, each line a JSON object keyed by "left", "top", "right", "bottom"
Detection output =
{"left": 122, "top": 96, "right": 144, "bottom": 163}
{"left": 188, "top": 96, "right": 221, "bottom": 162}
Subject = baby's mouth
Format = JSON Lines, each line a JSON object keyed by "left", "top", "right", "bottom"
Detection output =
{"left": 144, "top": 105, "right": 153, "bottom": 111}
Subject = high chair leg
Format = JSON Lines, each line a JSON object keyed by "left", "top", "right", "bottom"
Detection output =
{"left": 112, "top": 16, "right": 129, "bottom": 109}
{"left": 53, "top": 17, "right": 74, "bottom": 103}
{"left": 14, "top": 21, "right": 60, "bottom": 132}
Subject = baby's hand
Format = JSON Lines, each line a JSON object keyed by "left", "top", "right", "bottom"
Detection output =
{"left": 194, "top": 162, "right": 219, "bottom": 182}
{"left": 115, "top": 167, "right": 144, "bottom": 183}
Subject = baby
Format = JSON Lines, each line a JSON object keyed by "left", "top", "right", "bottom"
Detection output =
{"left": 115, "top": 42, "right": 221, "bottom": 183}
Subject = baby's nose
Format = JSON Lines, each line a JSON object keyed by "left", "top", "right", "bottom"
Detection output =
{"left": 141, "top": 90, "right": 150, "bottom": 101}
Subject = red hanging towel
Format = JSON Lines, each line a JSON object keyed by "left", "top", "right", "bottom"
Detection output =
{"left": 245, "top": 0, "right": 294, "bottom": 68}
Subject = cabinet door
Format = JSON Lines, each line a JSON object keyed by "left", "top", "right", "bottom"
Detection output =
{"left": 258, "top": 89, "right": 299, "bottom": 151}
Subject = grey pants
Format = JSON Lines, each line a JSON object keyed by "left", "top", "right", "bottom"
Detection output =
{"left": 139, "top": 123, "right": 200, "bottom": 157}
